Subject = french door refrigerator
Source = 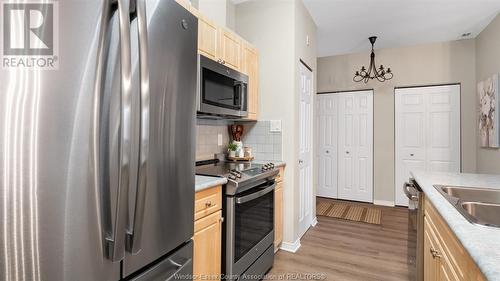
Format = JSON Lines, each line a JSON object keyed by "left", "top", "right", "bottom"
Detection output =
{"left": 0, "top": 0, "right": 197, "bottom": 280}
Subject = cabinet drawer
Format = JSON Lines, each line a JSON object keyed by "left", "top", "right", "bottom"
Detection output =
{"left": 195, "top": 185, "right": 222, "bottom": 221}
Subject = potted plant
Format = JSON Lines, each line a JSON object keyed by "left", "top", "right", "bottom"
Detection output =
{"left": 227, "top": 143, "right": 238, "bottom": 158}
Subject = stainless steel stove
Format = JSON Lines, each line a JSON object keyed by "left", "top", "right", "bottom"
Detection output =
{"left": 196, "top": 160, "right": 278, "bottom": 280}
{"left": 196, "top": 161, "right": 278, "bottom": 195}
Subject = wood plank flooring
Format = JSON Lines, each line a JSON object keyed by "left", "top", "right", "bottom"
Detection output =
{"left": 269, "top": 198, "right": 416, "bottom": 281}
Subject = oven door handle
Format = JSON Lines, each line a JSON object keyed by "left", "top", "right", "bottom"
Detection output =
{"left": 236, "top": 183, "right": 275, "bottom": 204}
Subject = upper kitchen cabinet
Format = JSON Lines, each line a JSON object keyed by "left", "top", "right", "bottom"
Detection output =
{"left": 218, "top": 28, "right": 242, "bottom": 71}
{"left": 241, "top": 43, "right": 259, "bottom": 120}
{"left": 197, "top": 13, "right": 219, "bottom": 61}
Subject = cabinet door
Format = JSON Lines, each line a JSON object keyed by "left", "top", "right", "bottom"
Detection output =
{"left": 424, "top": 229, "right": 439, "bottom": 281}
{"left": 193, "top": 211, "right": 222, "bottom": 279}
{"left": 241, "top": 44, "right": 259, "bottom": 120}
{"left": 274, "top": 182, "right": 283, "bottom": 251}
{"left": 218, "top": 28, "right": 241, "bottom": 71}
{"left": 198, "top": 15, "right": 218, "bottom": 61}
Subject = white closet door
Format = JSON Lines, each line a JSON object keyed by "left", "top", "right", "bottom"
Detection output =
{"left": 317, "top": 95, "right": 338, "bottom": 198}
{"left": 298, "top": 62, "right": 313, "bottom": 238}
{"left": 395, "top": 85, "right": 461, "bottom": 206}
{"left": 338, "top": 91, "right": 374, "bottom": 203}
{"left": 395, "top": 92, "right": 427, "bottom": 206}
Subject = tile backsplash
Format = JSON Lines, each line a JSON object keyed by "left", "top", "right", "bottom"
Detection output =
{"left": 241, "top": 121, "right": 282, "bottom": 162}
{"left": 195, "top": 119, "right": 283, "bottom": 162}
{"left": 196, "top": 120, "right": 230, "bottom": 161}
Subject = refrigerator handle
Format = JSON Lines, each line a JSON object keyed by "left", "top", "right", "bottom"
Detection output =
{"left": 126, "top": 0, "right": 149, "bottom": 254}
{"left": 104, "top": 0, "right": 133, "bottom": 262}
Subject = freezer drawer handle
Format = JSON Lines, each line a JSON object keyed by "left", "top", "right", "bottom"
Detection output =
{"left": 126, "top": 0, "right": 150, "bottom": 255}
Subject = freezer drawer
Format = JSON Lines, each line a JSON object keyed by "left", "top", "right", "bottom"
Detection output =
{"left": 127, "top": 241, "right": 193, "bottom": 281}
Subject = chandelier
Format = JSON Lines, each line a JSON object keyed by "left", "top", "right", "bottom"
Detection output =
{"left": 353, "top": 36, "right": 393, "bottom": 83}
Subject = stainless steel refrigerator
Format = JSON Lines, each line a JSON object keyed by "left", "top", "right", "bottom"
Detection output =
{"left": 0, "top": 0, "right": 197, "bottom": 280}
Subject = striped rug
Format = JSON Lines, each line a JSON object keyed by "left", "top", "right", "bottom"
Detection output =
{"left": 316, "top": 201, "right": 382, "bottom": 225}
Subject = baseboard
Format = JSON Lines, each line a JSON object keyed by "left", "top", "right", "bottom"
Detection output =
{"left": 311, "top": 217, "right": 318, "bottom": 227}
{"left": 373, "top": 200, "right": 395, "bottom": 207}
{"left": 280, "top": 239, "right": 301, "bottom": 253}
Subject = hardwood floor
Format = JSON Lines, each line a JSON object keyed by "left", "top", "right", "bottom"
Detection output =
{"left": 269, "top": 198, "right": 416, "bottom": 281}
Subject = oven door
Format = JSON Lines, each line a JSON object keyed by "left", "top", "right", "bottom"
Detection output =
{"left": 226, "top": 181, "right": 275, "bottom": 277}
{"left": 198, "top": 54, "right": 248, "bottom": 118}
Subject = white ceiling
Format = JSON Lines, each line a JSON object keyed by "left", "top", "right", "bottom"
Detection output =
{"left": 303, "top": 0, "right": 500, "bottom": 57}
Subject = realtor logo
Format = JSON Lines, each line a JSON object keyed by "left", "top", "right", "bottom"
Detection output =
{"left": 2, "top": 1, "right": 59, "bottom": 69}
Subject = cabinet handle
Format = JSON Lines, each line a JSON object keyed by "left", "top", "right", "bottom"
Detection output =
{"left": 430, "top": 248, "right": 441, "bottom": 259}
{"left": 346, "top": 151, "right": 350, "bottom": 154}
{"left": 205, "top": 201, "right": 212, "bottom": 208}
{"left": 222, "top": 60, "right": 226, "bottom": 65}
{"left": 410, "top": 153, "right": 414, "bottom": 157}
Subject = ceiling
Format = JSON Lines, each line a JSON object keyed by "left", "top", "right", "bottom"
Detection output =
{"left": 303, "top": 0, "right": 500, "bottom": 57}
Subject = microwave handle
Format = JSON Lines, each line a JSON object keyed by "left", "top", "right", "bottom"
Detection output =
{"left": 236, "top": 82, "right": 247, "bottom": 110}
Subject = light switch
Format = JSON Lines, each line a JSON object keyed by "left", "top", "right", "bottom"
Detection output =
{"left": 217, "top": 133, "right": 223, "bottom": 146}
{"left": 270, "top": 120, "right": 282, "bottom": 132}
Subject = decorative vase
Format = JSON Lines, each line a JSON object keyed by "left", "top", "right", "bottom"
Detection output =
{"left": 232, "top": 141, "right": 244, "bottom": 158}
{"left": 228, "top": 150, "right": 236, "bottom": 158}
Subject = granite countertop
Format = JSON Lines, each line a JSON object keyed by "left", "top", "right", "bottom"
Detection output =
{"left": 411, "top": 170, "right": 500, "bottom": 281}
{"left": 195, "top": 175, "right": 227, "bottom": 192}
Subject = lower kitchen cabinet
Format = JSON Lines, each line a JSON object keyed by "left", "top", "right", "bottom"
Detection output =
{"left": 423, "top": 198, "right": 486, "bottom": 281}
{"left": 193, "top": 186, "right": 222, "bottom": 280}
{"left": 274, "top": 167, "right": 284, "bottom": 252}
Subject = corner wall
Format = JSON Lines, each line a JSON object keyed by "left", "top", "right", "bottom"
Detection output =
{"left": 475, "top": 13, "right": 500, "bottom": 174}
{"left": 236, "top": 0, "right": 317, "bottom": 246}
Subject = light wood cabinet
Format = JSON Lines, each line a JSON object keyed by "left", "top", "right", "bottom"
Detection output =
{"left": 241, "top": 43, "right": 259, "bottom": 120}
{"left": 274, "top": 167, "right": 284, "bottom": 252}
{"left": 423, "top": 198, "right": 486, "bottom": 281}
{"left": 197, "top": 14, "right": 219, "bottom": 61}
{"left": 274, "top": 181, "right": 283, "bottom": 252}
{"left": 194, "top": 185, "right": 222, "bottom": 221}
{"left": 193, "top": 186, "right": 222, "bottom": 280}
{"left": 218, "top": 29, "right": 242, "bottom": 71}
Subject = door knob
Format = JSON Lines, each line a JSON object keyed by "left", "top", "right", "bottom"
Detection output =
{"left": 299, "top": 160, "right": 303, "bottom": 164}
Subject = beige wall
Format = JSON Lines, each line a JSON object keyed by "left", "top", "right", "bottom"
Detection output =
{"left": 197, "top": 0, "right": 236, "bottom": 30}
{"left": 476, "top": 14, "right": 500, "bottom": 174}
{"left": 236, "top": 0, "right": 317, "bottom": 245}
{"left": 318, "top": 40, "right": 477, "bottom": 203}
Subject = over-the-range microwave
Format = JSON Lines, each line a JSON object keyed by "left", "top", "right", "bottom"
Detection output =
{"left": 197, "top": 54, "right": 249, "bottom": 118}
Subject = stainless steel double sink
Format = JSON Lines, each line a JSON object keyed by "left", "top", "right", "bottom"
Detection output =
{"left": 434, "top": 185, "right": 500, "bottom": 228}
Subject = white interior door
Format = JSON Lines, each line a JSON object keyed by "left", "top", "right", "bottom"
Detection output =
{"left": 298, "top": 62, "right": 313, "bottom": 238}
{"left": 395, "top": 85, "right": 461, "bottom": 206}
{"left": 337, "top": 91, "right": 374, "bottom": 203}
{"left": 316, "top": 95, "right": 338, "bottom": 198}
